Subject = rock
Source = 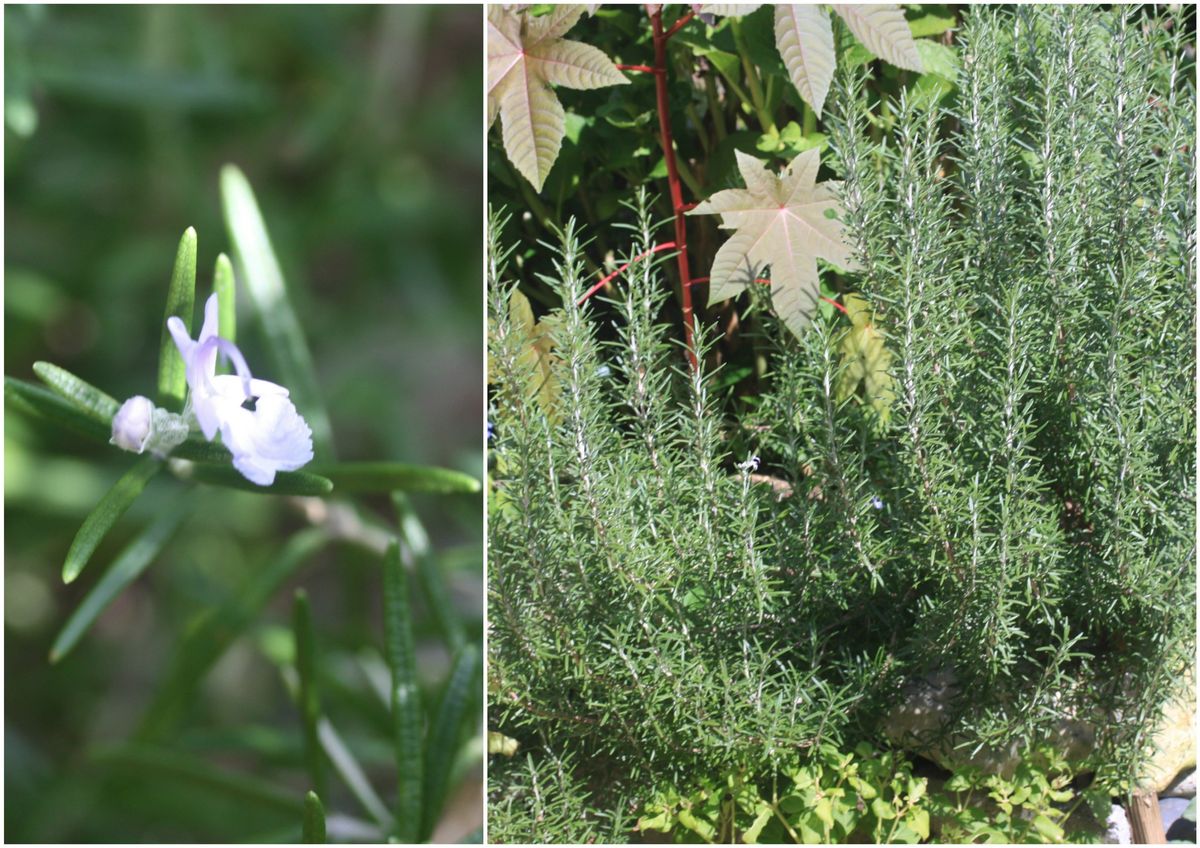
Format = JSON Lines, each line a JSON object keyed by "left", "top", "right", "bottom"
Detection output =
{"left": 1141, "top": 669, "right": 1196, "bottom": 793}
{"left": 1104, "top": 804, "right": 1132, "bottom": 845}
{"left": 882, "top": 666, "right": 1196, "bottom": 791}
{"left": 1160, "top": 796, "right": 1195, "bottom": 842}
{"left": 1162, "top": 769, "right": 1196, "bottom": 799}
{"left": 882, "top": 669, "right": 1094, "bottom": 777}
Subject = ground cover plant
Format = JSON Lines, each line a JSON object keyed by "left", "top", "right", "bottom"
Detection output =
{"left": 487, "top": 4, "right": 1196, "bottom": 843}
{"left": 6, "top": 6, "right": 483, "bottom": 842}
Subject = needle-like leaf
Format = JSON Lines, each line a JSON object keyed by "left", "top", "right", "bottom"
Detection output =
{"left": 312, "top": 462, "right": 480, "bottom": 495}
{"left": 136, "top": 528, "right": 331, "bottom": 740}
{"left": 293, "top": 590, "right": 325, "bottom": 800}
{"left": 51, "top": 494, "right": 190, "bottom": 661}
{"left": 32, "top": 361, "right": 119, "bottom": 423}
{"left": 220, "top": 164, "right": 333, "bottom": 456}
{"left": 393, "top": 492, "right": 466, "bottom": 651}
{"left": 302, "top": 791, "right": 326, "bottom": 844}
{"left": 383, "top": 538, "right": 423, "bottom": 842}
{"left": 157, "top": 227, "right": 198, "bottom": 412}
{"left": 180, "top": 463, "right": 333, "bottom": 496}
{"left": 213, "top": 252, "right": 237, "bottom": 345}
{"left": 62, "top": 457, "right": 162, "bottom": 584}
{"left": 420, "top": 644, "right": 480, "bottom": 841}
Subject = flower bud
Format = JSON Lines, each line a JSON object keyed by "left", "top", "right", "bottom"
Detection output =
{"left": 110, "top": 395, "right": 155, "bottom": 454}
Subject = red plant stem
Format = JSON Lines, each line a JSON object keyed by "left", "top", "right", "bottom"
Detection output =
{"left": 577, "top": 242, "right": 678, "bottom": 305}
{"left": 663, "top": 10, "right": 695, "bottom": 40}
{"left": 687, "top": 276, "right": 849, "bottom": 315}
{"left": 616, "top": 63, "right": 657, "bottom": 74}
{"left": 650, "top": 8, "right": 698, "bottom": 371}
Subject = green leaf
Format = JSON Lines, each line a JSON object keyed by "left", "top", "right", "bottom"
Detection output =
{"left": 220, "top": 164, "right": 333, "bottom": 456}
{"left": 5, "top": 378, "right": 248, "bottom": 467}
{"left": 180, "top": 463, "right": 333, "bottom": 496}
{"left": 313, "top": 462, "right": 481, "bottom": 495}
{"left": 318, "top": 716, "right": 394, "bottom": 830}
{"left": 32, "top": 361, "right": 119, "bottom": 422}
{"left": 157, "top": 227, "right": 198, "bottom": 411}
{"left": 743, "top": 804, "right": 773, "bottom": 843}
{"left": 907, "top": 11, "right": 956, "bottom": 38}
{"left": 136, "top": 528, "right": 331, "bottom": 740}
{"left": 909, "top": 807, "right": 930, "bottom": 840}
{"left": 293, "top": 590, "right": 325, "bottom": 799}
{"left": 214, "top": 252, "right": 237, "bottom": 345}
{"left": 383, "top": 539, "right": 423, "bottom": 843}
{"left": 1031, "top": 814, "right": 1064, "bottom": 841}
{"left": 94, "top": 744, "right": 304, "bottom": 816}
{"left": 6, "top": 376, "right": 113, "bottom": 443}
{"left": 63, "top": 457, "right": 162, "bottom": 584}
{"left": 420, "top": 644, "right": 480, "bottom": 841}
{"left": 50, "top": 494, "right": 190, "bottom": 661}
{"left": 303, "top": 791, "right": 326, "bottom": 843}
{"left": 393, "top": 492, "right": 466, "bottom": 651}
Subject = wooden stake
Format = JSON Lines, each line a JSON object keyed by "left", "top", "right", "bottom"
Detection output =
{"left": 1129, "top": 790, "right": 1167, "bottom": 844}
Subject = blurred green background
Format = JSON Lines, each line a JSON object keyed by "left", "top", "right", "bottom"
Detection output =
{"left": 5, "top": 5, "right": 483, "bottom": 842}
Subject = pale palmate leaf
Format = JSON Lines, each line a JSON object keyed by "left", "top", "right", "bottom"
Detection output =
{"left": 832, "top": 5, "right": 924, "bottom": 73}
{"left": 702, "top": 4, "right": 923, "bottom": 116}
{"left": 689, "top": 149, "right": 859, "bottom": 338}
{"left": 775, "top": 5, "right": 836, "bottom": 115}
{"left": 488, "top": 5, "right": 628, "bottom": 191}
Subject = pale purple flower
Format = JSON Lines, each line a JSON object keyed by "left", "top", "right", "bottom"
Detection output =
{"left": 111, "top": 394, "right": 189, "bottom": 457}
{"left": 168, "top": 293, "right": 313, "bottom": 486}
{"left": 111, "top": 395, "right": 154, "bottom": 453}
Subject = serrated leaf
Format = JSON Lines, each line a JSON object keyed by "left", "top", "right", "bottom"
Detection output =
{"left": 836, "top": 293, "right": 896, "bottom": 425}
{"left": 701, "top": 4, "right": 763, "bottom": 16}
{"left": 488, "top": 5, "right": 628, "bottom": 190}
{"left": 500, "top": 288, "right": 563, "bottom": 421}
{"left": 383, "top": 539, "right": 423, "bottom": 843}
{"left": 832, "top": 5, "right": 924, "bottom": 73}
{"left": 32, "top": 361, "right": 119, "bottom": 423}
{"left": 774, "top": 5, "right": 835, "bottom": 115}
{"left": 157, "top": 227, "right": 197, "bottom": 411}
{"left": 51, "top": 494, "right": 189, "bottom": 661}
{"left": 689, "top": 148, "right": 859, "bottom": 338}
{"left": 312, "top": 462, "right": 480, "bottom": 495}
{"left": 63, "top": 457, "right": 162, "bottom": 583}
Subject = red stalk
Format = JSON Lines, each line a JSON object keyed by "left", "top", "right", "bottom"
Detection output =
{"left": 650, "top": 8, "right": 697, "bottom": 371}
{"left": 577, "top": 242, "right": 678, "bottom": 305}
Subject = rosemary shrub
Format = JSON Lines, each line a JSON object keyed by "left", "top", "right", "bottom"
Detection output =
{"left": 488, "top": 5, "right": 1193, "bottom": 839}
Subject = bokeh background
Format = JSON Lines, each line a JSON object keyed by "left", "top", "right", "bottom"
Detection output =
{"left": 5, "top": 5, "right": 483, "bottom": 841}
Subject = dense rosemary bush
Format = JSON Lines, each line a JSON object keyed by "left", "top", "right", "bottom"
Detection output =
{"left": 488, "top": 5, "right": 1193, "bottom": 840}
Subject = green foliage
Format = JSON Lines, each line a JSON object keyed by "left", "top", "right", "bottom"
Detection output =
{"left": 488, "top": 5, "right": 1194, "bottom": 840}
{"left": 638, "top": 743, "right": 1107, "bottom": 844}
{"left": 157, "top": 227, "right": 197, "bottom": 411}
{"left": 638, "top": 743, "right": 930, "bottom": 844}
{"left": 6, "top": 11, "right": 483, "bottom": 839}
